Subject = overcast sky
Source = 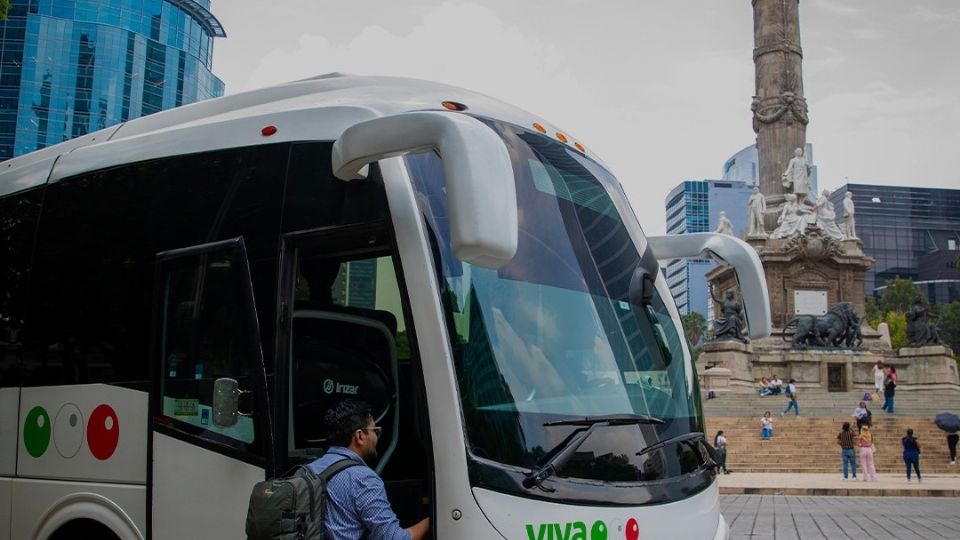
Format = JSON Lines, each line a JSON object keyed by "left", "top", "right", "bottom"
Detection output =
{"left": 210, "top": 0, "right": 959, "bottom": 235}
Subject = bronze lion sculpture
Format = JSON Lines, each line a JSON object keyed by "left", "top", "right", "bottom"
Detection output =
{"left": 782, "top": 302, "right": 859, "bottom": 349}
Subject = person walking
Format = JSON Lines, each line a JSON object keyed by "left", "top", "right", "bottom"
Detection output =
{"left": 714, "top": 431, "right": 730, "bottom": 474}
{"left": 948, "top": 432, "right": 959, "bottom": 466}
{"left": 760, "top": 411, "right": 773, "bottom": 441}
{"left": 858, "top": 426, "right": 878, "bottom": 481}
{"left": 782, "top": 379, "right": 799, "bottom": 416}
{"left": 882, "top": 369, "right": 897, "bottom": 414}
{"left": 837, "top": 422, "right": 858, "bottom": 481}
{"left": 902, "top": 428, "right": 922, "bottom": 483}
{"left": 872, "top": 361, "right": 885, "bottom": 397}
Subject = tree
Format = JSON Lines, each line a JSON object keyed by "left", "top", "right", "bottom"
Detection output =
{"left": 885, "top": 311, "right": 908, "bottom": 350}
{"left": 938, "top": 301, "right": 960, "bottom": 352}
{"left": 865, "top": 298, "right": 881, "bottom": 329}
{"left": 0, "top": 1, "right": 9, "bottom": 21}
{"left": 879, "top": 277, "right": 921, "bottom": 314}
{"left": 681, "top": 312, "right": 706, "bottom": 346}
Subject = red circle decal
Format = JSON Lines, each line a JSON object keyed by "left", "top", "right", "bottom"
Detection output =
{"left": 87, "top": 404, "right": 120, "bottom": 460}
{"left": 625, "top": 518, "right": 639, "bottom": 540}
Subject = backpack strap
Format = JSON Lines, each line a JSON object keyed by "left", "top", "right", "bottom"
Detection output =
{"left": 318, "top": 457, "right": 362, "bottom": 482}
{"left": 317, "top": 457, "right": 362, "bottom": 538}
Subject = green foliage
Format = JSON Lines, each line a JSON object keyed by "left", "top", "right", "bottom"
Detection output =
{"left": 865, "top": 298, "right": 880, "bottom": 329}
{"left": 680, "top": 311, "right": 706, "bottom": 345}
{"left": 879, "top": 277, "right": 921, "bottom": 314}
{"left": 0, "top": 1, "right": 9, "bottom": 21}
{"left": 938, "top": 301, "right": 960, "bottom": 352}
{"left": 885, "top": 311, "right": 908, "bottom": 350}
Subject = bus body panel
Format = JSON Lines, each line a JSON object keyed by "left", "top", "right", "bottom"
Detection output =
{"left": 17, "top": 385, "right": 147, "bottom": 484}
{"left": 48, "top": 106, "right": 378, "bottom": 186}
{"left": 151, "top": 432, "right": 264, "bottom": 540}
{"left": 11, "top": 478, "right": 145, "bottom": 540}
{"left": 473, "top": 483, "right": 725, "bottom": 540}
{"left": 0, "top": 478, "right": 10, "bottom": 540}
{"left": 0, "top": 389, "right": 17, "bottom": 477}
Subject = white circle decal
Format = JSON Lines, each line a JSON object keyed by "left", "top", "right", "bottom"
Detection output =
{"left": 323, "top": 379, "right": 335, "bottom": 394}
{"left": 53, "top": 403, "right": 84, "bottom": 459}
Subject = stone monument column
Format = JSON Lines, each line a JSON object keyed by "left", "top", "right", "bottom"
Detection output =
{"left": 751, "top": 0, "right": 808, "bottom": 215}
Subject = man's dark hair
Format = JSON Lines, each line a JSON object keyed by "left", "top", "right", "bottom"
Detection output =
{"left": 842, "top": 422, "right": 850, "bottom": 431}
{"left": 324, "top": 399, "right": 373, "bottom": 447}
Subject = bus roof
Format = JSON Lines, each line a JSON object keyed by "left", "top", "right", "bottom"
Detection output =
{"left": 0, "top": 73, "right": 595, "bottom": 199}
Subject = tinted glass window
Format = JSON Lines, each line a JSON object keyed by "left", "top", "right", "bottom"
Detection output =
{"left": 157, "top": 243, "right": 263, "bottom": 454}
{"left": 23, "top": 144, "right": 289, "bottom": 387}
{"left": 282, "top": 142, "right": 389, "bottom": 233}
{"left": 0, "top": 189, "right": 42, "bottom": 387}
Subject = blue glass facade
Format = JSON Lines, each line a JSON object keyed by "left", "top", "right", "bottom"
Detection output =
{"left": 829, "top": 184, "right": 960, "bottom": 304}
{"left": 0, "top": 0, "right": 225, "bottom": 160}
{"left": 664, "top": 179, "right": 753, "bottom": 317}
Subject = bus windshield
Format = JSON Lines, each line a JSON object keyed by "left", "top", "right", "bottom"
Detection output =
{"left": 405, "top": 119, "right": 710, "bottom": 503}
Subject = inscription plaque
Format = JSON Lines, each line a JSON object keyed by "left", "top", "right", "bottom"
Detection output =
{"left": 794, "top": 290, "right": 827, "bottom": 315}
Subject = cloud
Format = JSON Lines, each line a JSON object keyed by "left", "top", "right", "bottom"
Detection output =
{"left": 812, "top": 1, "right": 862, "bottom": 17}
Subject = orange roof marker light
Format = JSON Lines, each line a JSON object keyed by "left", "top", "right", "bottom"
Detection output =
{"left": 532, "top": 123, "right": 546, "bottom": 133}
{"left": 441, "top": 101, "right": 467, "bottom": 111}
{"left": 555, "top": 132, "right": 568, "bottom": 143}
{"left": 574, "top": 142, "right": 586, "bottom": 153}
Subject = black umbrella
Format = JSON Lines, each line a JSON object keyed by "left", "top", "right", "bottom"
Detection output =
{"left": 934, "top": 412, "right": 960, "bottom": 433}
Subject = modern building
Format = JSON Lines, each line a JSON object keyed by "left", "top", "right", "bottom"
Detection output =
{"left": 0, "top": 0, "right": 225, "bottom": 160}
{"left": 721, "top": 142, "right": 818, "bottom": 196}
{"left": 664, "top": 179, "right": 754, "bottom": 316}
{"left": 664, "top": 143, "right": 820, "bottom": 318}
{"left": 829, "top": 184, "right": 960, "bottom": 304}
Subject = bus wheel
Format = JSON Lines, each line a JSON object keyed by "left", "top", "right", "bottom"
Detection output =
{"left": 49, "top": 518, "right": 120, "bottom": 540}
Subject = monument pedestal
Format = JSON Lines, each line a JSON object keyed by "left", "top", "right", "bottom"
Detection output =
{"left": 698, "top": 341, "right": 755, "bottom": 393}
{"left": 897, "top": 345, "right": 960, "bottom": 391}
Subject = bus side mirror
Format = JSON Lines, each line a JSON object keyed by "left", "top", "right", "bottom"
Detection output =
{"left": 212, "top": 377, "right": 252, "bottom": 428}
{"left": 645, "top": 233, "right": 772, "bottom": 339}
{"left": 331, "top": 111, "right": 518, "bottom": 269}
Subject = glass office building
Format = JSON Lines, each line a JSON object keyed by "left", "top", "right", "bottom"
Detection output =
{"left": 829, "top": 184, "right": 960, "bottom": 304}
{"left": 664, "top": 179, "right": 753, "bottom": 317}
{"left": 0, "top": 0, "right": 225, "bottom": 160}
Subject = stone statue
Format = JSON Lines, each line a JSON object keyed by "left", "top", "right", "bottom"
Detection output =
{"left": 747, "top": 187, "right": 767, "bottom": 237}
{"left": 715, "top": 211, "right": 734, "bottom": 236}
{"left": 781, "top": 302, "right": 859, "bottom": 349}
{"left": 770, "top": 193, "right": 810, "bottom": 239}
{"left": 906, "top": 296, "right": 940, "bottom": 347}
{"left": 782, "top": 147, "right": 812, "bottom": 203}
{"left": 843, "top": 192, "right": 857, "bottom": 240}
{"left": 814, "top": 189, "right": 845, "bottom": 240}
{"left": 709, "top": 286, "right": 749, "bottom": 343}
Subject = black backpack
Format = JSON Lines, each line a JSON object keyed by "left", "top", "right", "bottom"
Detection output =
{"left": 246, "top": 459, "right": 360, "bottom": 540}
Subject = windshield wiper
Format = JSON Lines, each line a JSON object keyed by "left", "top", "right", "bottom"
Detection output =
{"left": 543, "top": 413, "right": 664, "bottom": 427}
{"left": 522, "top": 414, "right": 664, "bottom": 490}
{"left": 635, "top": 431, "right": 705, "bottom": 458}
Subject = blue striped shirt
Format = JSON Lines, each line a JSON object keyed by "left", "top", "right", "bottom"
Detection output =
{"left": 308, "top": 447, "right": 411, "bottom": 540}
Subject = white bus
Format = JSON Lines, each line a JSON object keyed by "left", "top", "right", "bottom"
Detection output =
{"left": 0, "top": 74, "right": 770, "bottom": 540}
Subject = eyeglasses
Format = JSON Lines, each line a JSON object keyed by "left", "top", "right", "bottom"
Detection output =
{"left": 358, "top": 426, "right": 382, "bottom": 437}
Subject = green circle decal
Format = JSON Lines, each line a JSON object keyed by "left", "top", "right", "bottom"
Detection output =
{"left": 24, "top": 406, "right": 52, "bottom": 458}
{"left": 590, "top": 520, "right": 607, "bottom": 540}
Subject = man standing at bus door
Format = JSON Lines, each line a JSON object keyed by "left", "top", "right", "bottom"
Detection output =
{"left": 309, "top": 399, "right": 430, "bottom": 540}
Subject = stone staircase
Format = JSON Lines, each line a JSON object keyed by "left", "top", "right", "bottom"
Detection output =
{"left": 705, "top": 389, "right": 960, "bottom": 474}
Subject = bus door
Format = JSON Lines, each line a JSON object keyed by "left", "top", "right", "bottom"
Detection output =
{"left": 150, "top": 238, "right": 273, "bottom": 539}
{"left": 276, "top": 222, "right": 434, "bottom": 530}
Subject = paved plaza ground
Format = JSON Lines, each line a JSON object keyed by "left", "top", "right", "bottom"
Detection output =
{"left": 719, "top": 472, "right": 960, "bottom": 497}
{"left": 721, "top": 495, "right": 960, "bottom": 539}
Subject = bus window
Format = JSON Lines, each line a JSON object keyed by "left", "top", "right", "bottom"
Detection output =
{"left": 155, "top": 240, "right": 268, "bottom": 457}
{"left": 288, "top": 254, "right": 403, "bottom": 463}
